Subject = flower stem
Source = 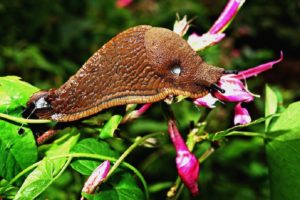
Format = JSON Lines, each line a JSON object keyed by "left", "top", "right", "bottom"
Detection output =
{"left": 9, "top": 152, "right": 149, "bottom": 199}
{"left": 105, "top": 132, "right": 165, "bottom": 199}
{"left": 199, "top": 147, "right": 215, "bottom": 163}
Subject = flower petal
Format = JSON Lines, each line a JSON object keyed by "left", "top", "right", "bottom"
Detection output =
{"left": 173, "top": 15, "right": 190, "bottom": 37}
{"left": 209, "top": 0, "right": 246, "bottom": 34}
{"left": 234, "top": 103, "right": 251, "bottom": 125}
{"left": 187, "top": 33, "right": 225, "bottom": 51}
{"left": 214, "top": 76, "right": 254, "bottom": 102}
{"left": 232, "top": 51, "right": 283, "bottom": 79}
{"left": 81, "top": 161, "right": 110, "bottom": 194}
{"left": 176, "top": 150, "right": 200, "bottom": 196}
{"left": 193, "top": 93, "right": 218, "bottom": 108}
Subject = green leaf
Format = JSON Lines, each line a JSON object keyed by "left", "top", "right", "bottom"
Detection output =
{"left": 0, "top": 179, "right": 18, "bottom": 199}
{"left": 71, "top": 139, "right": 119, "bottom": 175}
{"left": 99, "top": 115, "right": 123, "bottom": 139}
{"left": 210, "top": 116, "right": 268, "bottom": 141}
{"left": 14, "top": 132, "right": 79, "bottom": 200}
{"left": 265, "top": 102, "right": 300, "bottom": 200}
{"left": 0, "top": 76, "right": 39, "bottom": 111}
{"left": 0, "top": 76, "right": 39, "bottom": 181}
{"left": 84, "top": 172, "right": 145, "bottom": 200}
{"left": 265, "top": 85, "right": 278, "bottom": 130}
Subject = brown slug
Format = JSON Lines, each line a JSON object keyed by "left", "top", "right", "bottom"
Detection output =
{"left": 26, "top": 25, "right": 224, "bottom": 122}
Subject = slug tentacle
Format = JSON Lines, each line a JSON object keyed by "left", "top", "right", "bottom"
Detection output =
{"left": 27, "top": 25, "right": 224, "bottom": 122}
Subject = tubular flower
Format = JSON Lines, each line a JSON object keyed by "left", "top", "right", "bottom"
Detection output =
{"left": 194, "top": 52, "right": 283, "bottom": 124}
{"left": 234, "top": 103, "right": 251, "bottom": 125}
{"left": 168, "top": 120, "right": 199, "bottom": 195}
{"left": 174, "top": 0, "right": 246, "bottom": 49}
{"left": 81, "top": 161, "right": 110, "bottom": 195}
{"left": 122, "top": 103, "right": 152, "bottom": 123}
{"left": 213, "top": 75, "right": 254, "bottom": 103}
{"left": 208, "top": 0, "right": 246, "bottom": 34}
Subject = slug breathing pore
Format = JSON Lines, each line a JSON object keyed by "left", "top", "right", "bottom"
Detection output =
{"left": 26, "top": 25, "right": 224, "bottom": 122}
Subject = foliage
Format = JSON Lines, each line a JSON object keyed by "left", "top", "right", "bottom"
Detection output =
{"left": 0, "top": 0, "right": 299, "bottom": 200}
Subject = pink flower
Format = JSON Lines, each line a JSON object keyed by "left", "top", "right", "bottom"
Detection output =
{"left": 194, "top": 52, "right": 283, "bottom": 125}
{"left": 234, "top": 103, "right": 251, "bottom": 125}
{"left": 116, "top": 0, "right": 132, "bottom": 8}
{"left": 183, "top": 0, "right": 246, "bottom": 51}
{"left": 214, "top": 76, "right": 254, "bottom": 103}
{"left": 122, "top": 103, "right": 152, "bottom": 123}
{"left": 208, "top": 0, "right": 246, "bottom": 34}
{"left": 81, "top": 161, "right": 110, "bottom": 195}
{"left": 168, "top": 120, "right": 199, "bottom": 195}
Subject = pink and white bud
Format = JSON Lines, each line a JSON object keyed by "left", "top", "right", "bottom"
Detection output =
{"left": 193, "top": 93, "right": 218, "bottom": 108}
{"left": 168, "top": 120, "right": 199, "bottom": 195}
{"left": 81, "top": 161, "right": 110, "bottom": 195}
{"left": 122, "top": 103, "right": 152, "bottom": 123}
{"left": 234, "top": 103, "right": 251, "bottom": 125}
{"left": 173, "top": 15, "right": 190, "bottom": 37}
{"left": 187, "top": 33, "right": 225, "bottom": 51}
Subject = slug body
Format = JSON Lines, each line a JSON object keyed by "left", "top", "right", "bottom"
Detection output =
{"left": 27, "top": 25, "right": 224, "bottom": 122}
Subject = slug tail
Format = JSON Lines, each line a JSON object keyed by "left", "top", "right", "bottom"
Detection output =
{"left": 24, "top": 90, "right": 57, "bottom": 120}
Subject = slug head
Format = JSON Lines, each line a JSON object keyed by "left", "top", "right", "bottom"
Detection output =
{"left": 144, "top": 27, "right": 224, "bottom": 98}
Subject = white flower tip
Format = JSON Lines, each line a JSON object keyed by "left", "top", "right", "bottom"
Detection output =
{"left": 173, "top": 15, "right": 190, "bottom": 37}
{"left": 237, "top": 0, "right": 246, "bottom": 6}
{"left": 193, "top": 93, "right": 218, "bottom": 108}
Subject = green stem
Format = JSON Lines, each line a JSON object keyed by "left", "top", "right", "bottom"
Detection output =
{"left": 0, "top": 113, "right": 52, "bottom": 124}
{"left": 173, "top": 184, "right": 184, "bottom": 200}
{"left": 9, "top": 152, "right": 147, "bottom": 197}
{"left": 106, "top": 132, "right": 165, "bottom": 200}
{"left": 9, "top": 160, "right": 43, "bottom": 184}
{"left": 226, "top": 131, "right": 265, "bottom": 137}
{"left": 199, "top": 147, "right": 215, "bottom": 163}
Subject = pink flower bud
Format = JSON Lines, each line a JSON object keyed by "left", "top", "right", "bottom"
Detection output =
{"left": 234, "top": 103, "right": 251, "bottom": 125}
{"left": 122, "top": 103, "right": 152, "bottom": 123}
{"left": 116, "top": 0, "right": 132, "bottom": 8}
{"left": 81, "top": 161, "right": 110, "bottom": 195}
{"left": 168, "top": 120, "right": 199, "bottom": 195}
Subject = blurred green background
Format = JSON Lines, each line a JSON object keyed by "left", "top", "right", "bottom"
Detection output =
{"left": 1, "top": 0, "right": 299, "bottom": 199}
